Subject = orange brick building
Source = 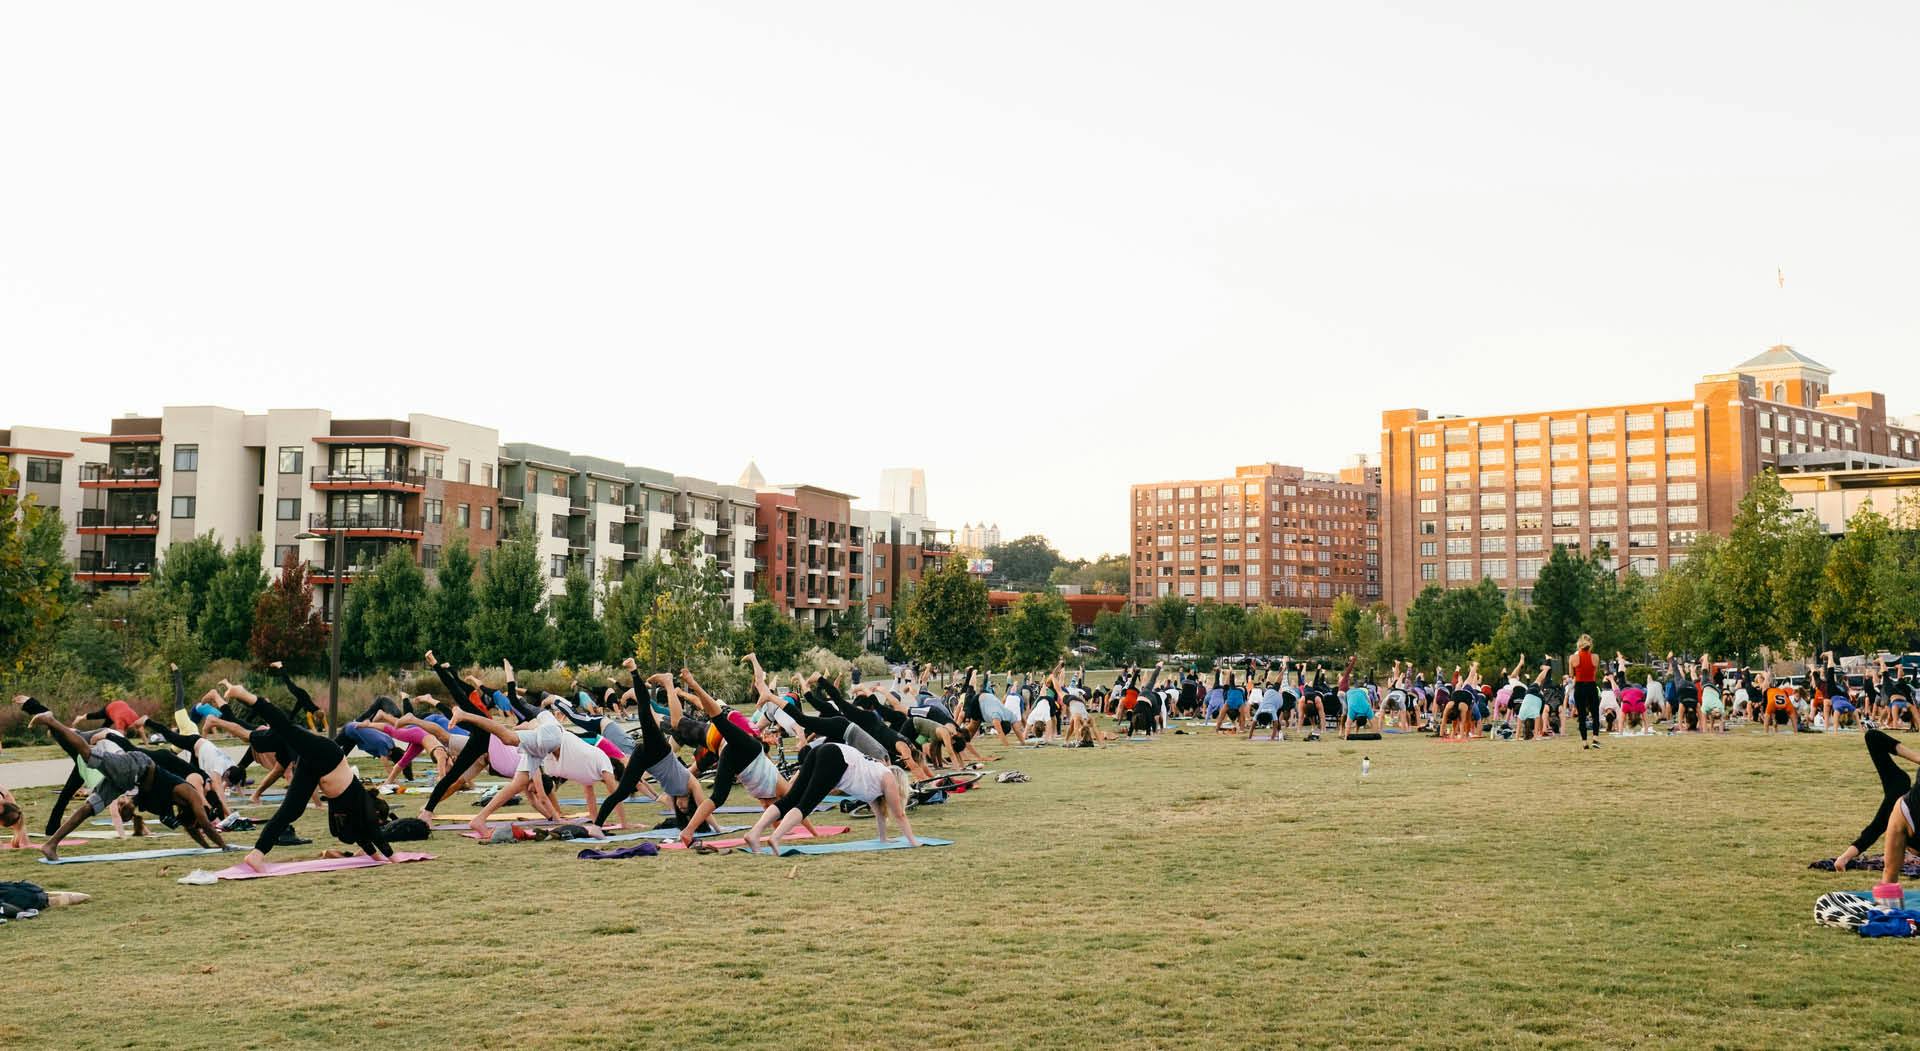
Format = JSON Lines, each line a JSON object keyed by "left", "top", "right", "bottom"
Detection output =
{"left": 1380, "top": 347, "right": 1920, "bottom": 613}
{"left": 1129, "top": 462, "right": 1380, "bottom": 618}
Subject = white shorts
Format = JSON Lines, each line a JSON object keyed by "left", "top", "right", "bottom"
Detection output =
{"left": 1069, "top": 700, "right": 1089, "bottom": 719}
{"left": 1027, "top": 701, "right": 1052, "bottom": 724}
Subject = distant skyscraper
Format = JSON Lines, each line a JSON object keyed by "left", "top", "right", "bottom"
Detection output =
{"left": 956, "top": 521, "right": 1001, "bottom": 550}
{"left": 878, "top": 468, "right": 927, "bottom": 516}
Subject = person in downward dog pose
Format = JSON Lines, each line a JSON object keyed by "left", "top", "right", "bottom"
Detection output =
{"left": 672, "top": 665, "right": 812, "bottom": 849}
{"left": 743, "top": 734, "right": 918, "bottom": 855}
{"left": 16, "top": 697, "right": 228, "bottom": 861}
{"left": 220, "top": 669, "right": 393, "bottom": 871}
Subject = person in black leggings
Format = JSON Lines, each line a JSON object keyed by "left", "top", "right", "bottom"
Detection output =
{"left": 16, "top": 696, "right": 228, "bottom": 861}
{"left": 592, "top": 662, "right": 711, "bottom": 830}
{"left": 416, "top": 649, "right": 511, "bottom": 823}
{"left": 810, "top": 678, "right": 931, "bottom": 779}
{"left": 673, "top": 666, "right": 805, "bottom": 848}
{"left": 785, "top": 675, "right": 888, "bottom": 762}
{"left": 221, "top": 671, "right": 393, "bottom": 871}
{"left": 1822, "top": 729, "right": 1920, "bottom": 872}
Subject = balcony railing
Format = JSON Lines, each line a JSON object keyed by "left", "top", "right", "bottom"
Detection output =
{"left": 77, "top": 508, "right": 160, "bottom": 529}
{"left": 78, "top": 551, "right": 154, "bottom": 574}
{"left": 310, "top": 465, "right": 427, "bottom": 487}
{"left": 308, "top": 511, "right": 423, "bottom": 533}
{"left": 79, "top": 463, "right": 160, "bottom": 484}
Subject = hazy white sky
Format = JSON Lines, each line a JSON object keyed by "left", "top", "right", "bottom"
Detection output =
{"left": 4, "top": 3, "right": 1917, "bottom": 559}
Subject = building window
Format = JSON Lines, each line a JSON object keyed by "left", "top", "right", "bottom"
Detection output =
{"left": 278, "top": 447, "right": 303, "bottom": 474}
{"left": 482, "top": 463, "right": 494, "bottom": 487}
{"left": 1420, "top": 541, "right": 1437, "bottom": 557}
{"left": 422, "top": 545, "right": 441, "bottom": 569}
{"left": 1549, "top": 420, "right": 1576, "bottom": 437}
{"left": 276, "top": 498, "right": 299, "bottom": 521}
{"left": 24, "top": 457, "right": 60, "bottom": 483}
{"left": 1665, "top": 436, "right": 1695, "bottom": 454}
{"left": 480, "top": 507, "right": 493, "bottom": 530}
{"left": 1445, "top": 560, "right": 1473, "bottom": 581}
{"left": 1760, "top": 437, "right": 1774, "bottom": 454}
{"left": 1420, "top": 563, "right": 1438, "bottom": 580}
{"left": 171, "top": 496, "right": 196, "bottom": 518}
{"left": 1625, "top": 413, "right": 1653, "bottom": 431}
{"left": 1773, "top": 382, "right": 1786, "bottom": 401}
{"left": 1666, "top": 483, "right": 1697, "bottom": 502}
{"left": 1417, "top": 433, "right": 1436, "bottom": 447}
{"left": 1627, "top": 485, "right": 1657, "bottom": 504}
{"left": 1587, "top": 418, "right": 1615, "bottom": 435}
{"left": 459, "top": 458, "right": 472, "bottom": 483}
{"left": 173, "top": 445, "right": 199, "bottom": 471}
{"left": 424, "top": 454, "right": 444, "bottom": 478}
{"left": 458, "top": 503, "right": 471, "bottom": 527}
{"left": 273, "top": 544, "right": 298, "bottom": 567}
{"left": 551, "top": 514, "right": 567, "bottom": 538}
{"left": 550, "top": 555, "right": 567, "bottom": 578}
{"left": 1665, "top": 410, "right": 1694, "bottom": 429}
{"left": 1513, "top": 422, "right": 1540, "bottom": 440}
{"left": 425, "top": 499, "right": 442, "bottom": 523}
{"left": 1418, "top": 499, "right": 1437, "bottom": 514}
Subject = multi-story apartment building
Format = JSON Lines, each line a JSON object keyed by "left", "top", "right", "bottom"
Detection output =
{"left": 1, "top": 426, "right": 97, "bottom": 564}
{"left": 1128, "top": 462, "right": 1381, "bottom": 618}
{"left": 752, "top": 482, "right": 866, "bottom": 631}
{"left": 1380, "top": 347, "right": 1920, "bottom": 612}
{"left": 852, "top": 508, "right": 953, "bottom": 647}
{"left": 497, "top": 444, "right": 757, "bottom": 620}
{"left": 48, "top": 408, "right": 500, "bottom": 612}
{"left": 1780, "top": 463, "right": 1920, "bottom": 536}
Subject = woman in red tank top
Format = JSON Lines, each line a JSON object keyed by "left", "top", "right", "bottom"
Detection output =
{"left": 1569, "top": 635, "right": 1602, "bottom": 749}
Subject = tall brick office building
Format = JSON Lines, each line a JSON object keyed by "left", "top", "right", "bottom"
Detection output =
{"left": 1128, "top": 462, "right": 1381, "bottom": 617}
{"left": 1380, "top": 347, "right": 1920, "bottom": 613}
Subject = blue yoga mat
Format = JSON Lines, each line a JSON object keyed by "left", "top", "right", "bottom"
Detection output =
{"left": 776, "top": 836, "right": 952, "bottom": 857}
{"left": 1845, "top": 889, "right": 1920, "bottom": 908}
{"left": 40, "top": 846, "right": 240, "bottom": 865}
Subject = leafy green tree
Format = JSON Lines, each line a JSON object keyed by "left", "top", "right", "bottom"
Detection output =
{"left": 984, "top": 534, "right": 1064, "bottom": 589}
{"left": 1048, "top": 554, "right": 1130, "bottom": 594}
{"left": 1327, "top": 595, "right": 1365, "bottom": 654}
{"left": 151, "top": 532, "right": 228, "bottom": 634}
{"left": 0, "top": 459, "right": 75, "bottom": 676}
{"left": 822, "top": 605, "right": 866, "bottom": 660}
{"left": 358, "top": 545, "right": 429, "bottom": 670}
{"left": 1708, "top": 472, "right": 1795, "bottom": 662}
{"left": 632, "top": 531, "right": 730, "bottom": 670}
{"left": 1816, "top": 501, "right": 1894, "bottom": 654}
{"left": 742, "top": 597, "right": 808, "bottom": 670}
{"left": 1092, "top": 610, "right": 1142, "bottom": 666}
{"left": 1147, "top": 595, "right": 1193, "bottom": 648}
{"left": 1527, "top": 545, "right": 1594, "bottom": 659}
{"left": 991, "top": 592, "right": 1072, "bottom": 669}
{"left": 1772, "top": 512, "right": 1829, "bottom": 655}
{"left": 424, "top": 533, "right": 478, "bottom": 666}
{"left": 1403, "top": 579, "right": 1505, "bottom": 666}
{"left": 337, "top": 579, "right": 373, "bottom": 674}
{"left": 896, "top": 558, "right": 991, "bottom": 666}
{"left": 551, "top": 561, "right": 603, "bottom": 669}
{"left": 1244, "top": 606, "right": 1307, "bottom": 656}
{"left": 470, "top": 531, "right": 554, "bottom": 668}
{"left": 1643, "top": 535, "right": 1722, "bottom": 657}
{"left": 600, "top": 556, "right": 660, "bottom": 665}
{"left": 200, "top": 539, "right": 267, "bottom": 660}
{"left": 1193, "top": 602, "right": 1249, "bottom": 656}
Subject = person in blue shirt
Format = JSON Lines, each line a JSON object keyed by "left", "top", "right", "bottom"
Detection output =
{"left": 1217, "top": 670, "right": 1250, "bottom": 733}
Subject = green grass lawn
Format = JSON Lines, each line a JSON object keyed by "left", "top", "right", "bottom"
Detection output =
{"left": 1, "top": 722, "right": 1913, "bottom": 1050}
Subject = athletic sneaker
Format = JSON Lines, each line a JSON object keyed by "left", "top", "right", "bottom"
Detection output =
{"left": 176, "top": 870, "right": 218, "bottom": 886}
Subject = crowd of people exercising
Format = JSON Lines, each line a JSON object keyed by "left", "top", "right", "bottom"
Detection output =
{"left": 7, "top": 635, "right": 1920, "bottom": 891}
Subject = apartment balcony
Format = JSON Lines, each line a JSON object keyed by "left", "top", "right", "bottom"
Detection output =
{"left": 78, "top": 463, "right": 160, "bottom": 489}
{"left": 306, "top": 511, "right": 424, "bottom": 538}
{"left": 755, "top": 528, "right": 769, "bottom": 542}
{"left": 308, "top": 465, "right": 427, "bottom": 492}
{"left": 75, "top": 508, "right": 160, "bottom": 536}
{"left": 569, "top": 498, "right": 590, "bottom": 515}
{"left": 76, "top": 549, "right": 153, "bottom": 583}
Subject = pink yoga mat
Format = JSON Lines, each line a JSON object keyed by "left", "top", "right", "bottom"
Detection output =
{"left": 212, "top": 851, "right": 435, "bottom": 880}
{"left": 656, "top": 825, "right": 851, "bottom": 851}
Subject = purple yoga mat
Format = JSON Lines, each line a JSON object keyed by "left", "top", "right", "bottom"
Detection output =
{"left": 212, "top": 851, "right": 435, "bottom": 880}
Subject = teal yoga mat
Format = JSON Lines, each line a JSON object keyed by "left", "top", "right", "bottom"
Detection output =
{"left": 40, "top": 845, "right": 240, "bottom": 865}
{"left": 776, "top": 836, "right": 952, "bottom": 857}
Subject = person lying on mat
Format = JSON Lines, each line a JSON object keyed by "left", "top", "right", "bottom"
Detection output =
{"left": 673, "top": 665, "right": 811, "bottom": 849}
{"left": 221, "top": 672, "right": 393, "bottom": 871}
{"left": 744, "top": 736, "right": 917, "bottom": 856}
{"left": 17, "top": 696, "right": 228, "bottom": 861}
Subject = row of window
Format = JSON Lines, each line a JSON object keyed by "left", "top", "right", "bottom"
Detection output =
{"left": 1418, "top": 411, "right": 1692, "bottom": 448}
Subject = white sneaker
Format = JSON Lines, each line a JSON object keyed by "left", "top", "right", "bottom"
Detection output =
{"left": 177, "top": 869, "right": 218, "bottom": 886}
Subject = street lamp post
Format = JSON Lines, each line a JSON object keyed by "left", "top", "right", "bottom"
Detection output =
{"left": 294, "top": 526, "right": 345, "bottom": 733}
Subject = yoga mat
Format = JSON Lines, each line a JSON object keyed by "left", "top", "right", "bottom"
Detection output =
{"left": 1844, "top": 889, "right": 1920, "bottom": 908}
{"left": 658, "top": 825, "right": 851, "bottom": 852}
{"left": 40, "top": 846, "right": 240, "bottom": 865}
{"left": 431, "top": 812, "right": 588, "bottom": 822}
{"left": 461, "top": 824, "right": 748, "bottom": 842}
{"left": 36, "top": 829, "right": 174, "bottom": 841}
{"left": 775, "top": 836, "right": 952, "bottom": 857}
{"left": 211, "top": 851, "right": 435, "bottom": 880}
